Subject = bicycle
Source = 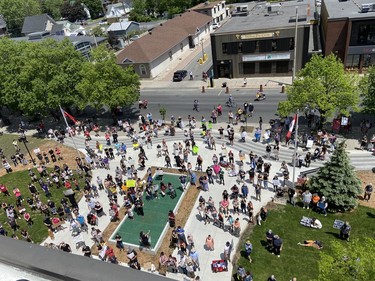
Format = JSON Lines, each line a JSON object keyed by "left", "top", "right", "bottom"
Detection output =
{"left": 226, "top": 100, "right": 237, "bottom": 108}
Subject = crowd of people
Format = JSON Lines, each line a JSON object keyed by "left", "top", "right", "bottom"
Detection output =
{"left": 0, "top": 102, "right": 368, "bottom": 281}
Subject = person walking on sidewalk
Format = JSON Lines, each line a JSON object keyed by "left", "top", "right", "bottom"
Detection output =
{"left": 205, "top": 234, "right": 215, "bottom": 251}
{"left": 223, "top": 241, "right": 232, "bottom": 261}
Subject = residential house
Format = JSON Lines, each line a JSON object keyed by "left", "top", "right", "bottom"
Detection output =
{"left": 107, "top": 20, "right": 139, "bottom": 40}
{"left": 12, "top": 34, "right": 107, "bottom": 59}
{"left": 0, "top": 15, "right": 7, "bottom": 36}
{"left": 55, "top": 21, "right": 87, "bottom": 36}
{"left": 116, "top": 10, "right": 212, "bottom": 78}
{"left": 191, "top": 0, "right": 228, "bottom": 24}
{"left": 106, "top": 3, "right": 131, "bottom": 24}
{"left": 21, "top": 14, "right": 59, "bottom": 36}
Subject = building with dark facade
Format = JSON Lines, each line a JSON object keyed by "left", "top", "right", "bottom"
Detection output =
{"left": 210, "top": 1, "right": 320, "bottom": 78}
{"left": 321, "top": 0, "right": 375, "bottom": 72}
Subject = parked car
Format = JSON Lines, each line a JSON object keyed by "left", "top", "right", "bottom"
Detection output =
{"left": 173, "top": 70, "right": 188, "bottom": 82}
{"left": 212, "top": 23, "right": 220, "bottom": 30}
{"left": 130, "top": 35, "right": 140, "bottom": 41}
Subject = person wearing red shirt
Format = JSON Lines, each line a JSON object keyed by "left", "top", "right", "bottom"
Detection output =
{"left": 64, "top": 180, "right": 72, "bottom": 189}
{"left": 0, "top": 184, "right": 10, "bottom": 196}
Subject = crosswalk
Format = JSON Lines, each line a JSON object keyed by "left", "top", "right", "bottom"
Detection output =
{"left": 62, "top": 129, "right": 374, "bottom": 171}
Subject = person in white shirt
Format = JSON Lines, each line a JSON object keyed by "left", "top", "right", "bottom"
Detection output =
{"left": 310, "top": 218, "right": 322, "bottom": 229}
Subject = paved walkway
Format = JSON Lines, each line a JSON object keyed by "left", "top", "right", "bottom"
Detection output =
{"left": 38, "top": 120, "right": 373, "bottom": 281}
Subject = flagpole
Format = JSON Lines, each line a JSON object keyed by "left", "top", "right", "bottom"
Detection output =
{"left": 59, "top": 105, "right": 84, "bottom": 163}
{"left": 292, "top": 110, "right": 299, "bottom": 189}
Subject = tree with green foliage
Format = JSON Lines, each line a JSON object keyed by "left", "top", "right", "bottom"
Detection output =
{"left": 60, "top": 0, "right": 87, "bottom": 22}
{"left": 308, "top": 141, "right": 362, "bottom": 212}
{"left": 0, "top": 38, "right": 84, "bottom": 118}
{"left": 159, "top": 106, "right": 166, "bottom": 120}
{"left": 76, "top": 46, "right": 140, "bottom": 120}
{"left": 316, "top": 237, "right": 375, "bottom": 281}
{"left": 359, "top": 66, "right": 375, "bottom": 114}
{"left": 41, "top": 0, "right": 65, "bottom": 20}
{"left": 0, "top": 0, "right": 42, "bottom": 36}
{"left": 81, "top": 0, "right": 103, "bottom": 19}
{"left": 278, "top": 54, "right": 360, "bottom": 124}
{"left": 91, "top": 25, "right": 106, "bottom": 37}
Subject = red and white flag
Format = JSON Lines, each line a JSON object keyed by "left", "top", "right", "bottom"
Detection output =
{"left": 286, "top": 114, "right": 297, "bottom": 140}
{"left": 60, "top": 108, "right": 77, "bottom": 124}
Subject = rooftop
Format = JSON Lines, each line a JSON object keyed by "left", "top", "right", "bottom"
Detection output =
{"left": 191, "top": 0, "right": 224, "bottom": 10}
{"left": 116, "top": 11, "right": 212, "bottom": 63}
{"left": 21, "top": 14, "right": 56, "bottom": 35}
{"left": 11, "top": 35, "right": 107, "bottom": 46}
{"left": 324, "top": 0, "right": 375, "bottom": 20}
{"left": 107, "top": 20, "right": 139, "bottom": 32}
{"left": 214, "top": 0, "right": 315, "bottom": 35}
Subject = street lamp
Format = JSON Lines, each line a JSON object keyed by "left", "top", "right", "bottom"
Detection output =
{"left": 20, "top": 136, "right": 36, "bottom": 166}
{"left": 201, "top": 39, "right": 205, "bottom": 61}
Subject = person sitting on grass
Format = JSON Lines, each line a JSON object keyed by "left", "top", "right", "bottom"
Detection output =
{"left": 310, "top": 218, "right": 322, "bottom": 229}
{"left": 298, "top": 240, "right": 323, "bottom": 250}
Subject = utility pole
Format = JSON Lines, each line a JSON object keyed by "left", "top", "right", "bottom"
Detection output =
{"left": 292, "top": 110, "right": 299, "bottom": 189}
{"left": 292, "top": 6, "right": 298, "bottom": 82}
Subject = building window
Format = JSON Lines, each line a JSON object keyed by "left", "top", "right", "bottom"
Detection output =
{"left": 238, "top": 42, "right": 243, "bottom": 53}
{"left": 214, "top": 7, "right": 216, "bottom": 13}
{"left": 222, "top": 43, "right": 228, "bottom": 54}
{"left": 289, "top": 38, "right": 295, "bottom": 50}
{"left": 271, "top": 40, "right": 277, "bottom": 51}
{"left": 255, "top": 41, "right": 259, "bottom": 52}
{"left": 169, "top": 51, "right": 172, "bottom": 60}
{"left": 259, "top": 62, "right": 272, "bottom": 74}
{"left": 242, "top": 62, "right": 255, "bottom": 74}
{"left": 180, "top": 43, "right": 183, "bottom": 51}
{"left": 345, "top": 54, "right": 360, "bottom": 69}
{"left": 357, "top": 24, "right": 375, "bottom": 45}
{"left": 140, "top": 64, "right": 147, "bottom": 75}
{"left": 276, "top": 61, "right": 289, "bottom": 73}
{"left": 364, "top": 54, "right": 375, "bottom": 67}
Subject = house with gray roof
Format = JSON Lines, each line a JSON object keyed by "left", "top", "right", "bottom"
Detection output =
{"left": 116, "top": 10, "right": 212, "bottom": 78}
{"left": 106, "top": 3, "right": 131, "bottom": 23}
{"left": 107, "top": 20, "right": 139, "bottom": 42}
{"left": 21, "top": 14, "right": 59, "bottom": 36}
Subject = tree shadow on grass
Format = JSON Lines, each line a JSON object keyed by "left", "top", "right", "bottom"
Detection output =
{"left": 366, "top": 212, "right": 375, "bottom": 218}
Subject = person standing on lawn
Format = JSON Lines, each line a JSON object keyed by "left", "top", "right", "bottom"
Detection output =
{"left": 302, "top": 189, "right": 312, "bottom": 209}
{"left": 272, "top": 235, "right": 283, "bottom": 257}
{"left": 245, "top": 240, "right": 253, "bottom": 262}
{"left": 340, "top": 221, "right": 351, "bottom": 241}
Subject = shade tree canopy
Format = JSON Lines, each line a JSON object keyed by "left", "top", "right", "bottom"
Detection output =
{"left": 278, "top": 54, "right": 360, "bottom": 122}
{"left": 76, "top": 46, "right": 140, "bottom": 118}
{"left": 0, "top": 39, "right": 140, "bottom": 119}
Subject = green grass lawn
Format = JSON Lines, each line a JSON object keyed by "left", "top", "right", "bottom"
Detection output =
{"left": 0, "top": 133, "right": 47, "bottom": 162}
{"left": 0, "top": 169, "right": 84, "bottom": 243}
{"left": 112, "top": 173, "right": 184, "bottom": 248}
{"left": 236, "top": 204, "right": 375, "bottom": 280}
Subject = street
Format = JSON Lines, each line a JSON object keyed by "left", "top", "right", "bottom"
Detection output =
{"left": 138, "top": 88, "right": 286, "bottom": 124}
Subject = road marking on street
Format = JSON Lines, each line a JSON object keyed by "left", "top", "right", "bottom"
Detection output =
{"left": 218, "top": 89, "right": 223, "bottom": 96}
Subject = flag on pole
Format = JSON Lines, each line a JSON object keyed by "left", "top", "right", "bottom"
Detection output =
{"left": 286, "top": 114, "right": 297, "bottom": 141}
{"left": 60, "top": 108, "right": 77, "bottom": 124}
